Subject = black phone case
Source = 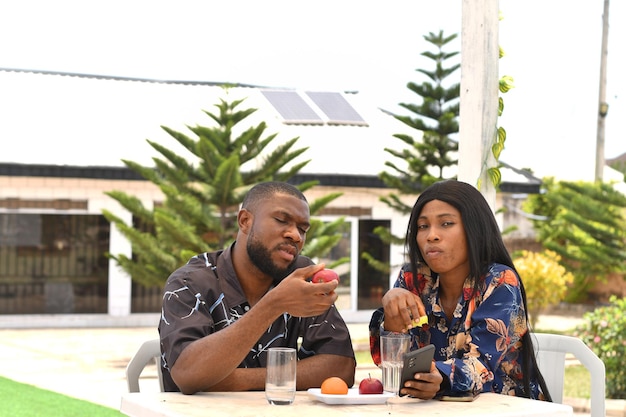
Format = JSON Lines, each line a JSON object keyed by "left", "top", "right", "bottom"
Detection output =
{"left": 399, "top": 344, "right": 435, "bottom": 397}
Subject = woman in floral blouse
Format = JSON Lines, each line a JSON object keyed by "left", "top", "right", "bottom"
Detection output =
{"left": 369, "top": 180, "right": 551, "bottom": 401}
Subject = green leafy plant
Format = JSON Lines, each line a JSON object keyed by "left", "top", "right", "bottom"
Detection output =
{"left": 513, "top": 250, "right": 574, "bottom": 328}
{"left": 481, "top": 11, "right": 513, "bottom": 191}
{"left": 523, "top": 178, "right": 626, "bottom": 302}
{"left": 574, "top": 296, "right": 626, "bottom": 398}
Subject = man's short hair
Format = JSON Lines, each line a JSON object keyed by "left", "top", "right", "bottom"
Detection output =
{"left": 241, "top": 182, "right": 308, "bottom": 211}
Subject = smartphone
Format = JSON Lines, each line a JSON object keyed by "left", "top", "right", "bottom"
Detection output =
{"left": 399, "top": 344, "right": 435, "bottom": 397}
{"left": 439, "top": 392, "right": 479, "bottom": 402}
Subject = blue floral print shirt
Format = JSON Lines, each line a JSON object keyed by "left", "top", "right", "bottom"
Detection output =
{"left": 370, "top": 263, "right": 544, "bottom": 399}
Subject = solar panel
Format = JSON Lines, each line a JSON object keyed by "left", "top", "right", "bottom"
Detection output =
{"left": 306, "top": 92, "right": 368, "bottom": 126}
{"left": 261, "top": 90, "right": 324, "bottom": 125}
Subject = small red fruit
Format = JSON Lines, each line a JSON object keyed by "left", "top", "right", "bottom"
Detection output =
{"left": 312, "top": 269, "right": 339, "bottom": 283}
{"left": 358, "top": 374, "right": 384, "bottom": 394}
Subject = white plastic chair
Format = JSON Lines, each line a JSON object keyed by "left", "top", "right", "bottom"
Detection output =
{"left": 532, "top": 332, "right": 605, "bottom": 417}
{"left": 125, "top": 338, "right": 165, "bottom": 393}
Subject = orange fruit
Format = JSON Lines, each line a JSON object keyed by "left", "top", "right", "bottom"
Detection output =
{"left": 320, "top": 376, "right": 349, "bottom": 395}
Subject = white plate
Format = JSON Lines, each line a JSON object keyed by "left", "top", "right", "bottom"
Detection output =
{"left": 307, "top": 388, "right": 395, "bottom": 405}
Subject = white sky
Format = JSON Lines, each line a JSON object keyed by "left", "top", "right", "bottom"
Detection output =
{"left": 0, "top": 0, "right": 624, "bottom": 181}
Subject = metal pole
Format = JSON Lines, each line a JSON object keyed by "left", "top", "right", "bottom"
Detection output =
{"left": 595, "top": 0, "right": 610, "bottom": 182}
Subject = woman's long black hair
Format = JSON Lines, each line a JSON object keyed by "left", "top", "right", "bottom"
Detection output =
{"left": 405, "top": 180, "right": 552, "bottom": 401}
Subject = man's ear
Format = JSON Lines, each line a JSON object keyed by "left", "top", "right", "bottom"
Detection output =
{"left": 238, "top": 209, "right": 253, "bottom": 233}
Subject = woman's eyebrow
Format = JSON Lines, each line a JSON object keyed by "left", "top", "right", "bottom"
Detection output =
{"left": 419, "top": 212, "right": 458, "bottom": 220}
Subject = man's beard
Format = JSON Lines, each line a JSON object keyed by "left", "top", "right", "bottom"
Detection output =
{"left": 247, "top": 233, "right": 298, "bottom": 283}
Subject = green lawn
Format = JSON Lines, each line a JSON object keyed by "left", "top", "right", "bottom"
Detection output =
{"left": 0, "top": 376, "right": 123, "bottom": 417}
{"left": 562, "top": 365, "right": 591, "bottom": 399}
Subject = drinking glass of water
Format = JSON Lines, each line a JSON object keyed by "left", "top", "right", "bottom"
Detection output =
{"left": 380, "top": 333, "right": 410, "bottom": 395}
{"left": 265, "top": 347, "right": 297, "bottom": 405}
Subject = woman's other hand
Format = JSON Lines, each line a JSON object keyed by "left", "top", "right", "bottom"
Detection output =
{"left": 382, "top": 288, "right": 426, "bottom": 332}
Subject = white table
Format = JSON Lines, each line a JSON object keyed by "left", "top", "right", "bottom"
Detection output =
{"left": 120, "top": 391, "right": 573, "bottom": 417}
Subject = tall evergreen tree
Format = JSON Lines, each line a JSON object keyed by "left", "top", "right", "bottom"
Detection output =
{"left": 103, "top": 87, "right": 345, "bottom": 287}
{"left": 363, "top": 31, "right": 460, "bottom": 273}
{"left": 523, "top": 178, "right": 626, "bottom": 301}
{"left": 380, "top": 30, "right": 460, "bottom": 209}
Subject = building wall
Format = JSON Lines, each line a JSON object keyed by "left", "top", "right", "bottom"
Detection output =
{"left": 0, "top": 175, "right": 414, "bottom": 317}
{"left": 0, "top": 175, "right": 162, "bottom": 317}
{"left": 0, "top": 172, "right": 544, "bottom": 324}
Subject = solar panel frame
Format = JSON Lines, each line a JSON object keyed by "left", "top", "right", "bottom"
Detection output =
{"left": 305, "top": 91, "right": 368, "bottom": 126}
{"left": 260, "top": 90, "right": 324, "bottom": 125}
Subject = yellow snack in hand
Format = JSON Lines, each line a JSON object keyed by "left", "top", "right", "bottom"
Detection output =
{"left": 411, "top": 315, "right": 428, "bottom": 327}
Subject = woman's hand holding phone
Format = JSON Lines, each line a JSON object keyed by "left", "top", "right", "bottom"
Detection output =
{"left": 399, "top": 344, "right": 440, "bottom": 399}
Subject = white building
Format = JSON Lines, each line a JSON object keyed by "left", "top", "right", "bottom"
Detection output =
{"left": 0, "top": 69, "right": 541, "bottom": 327}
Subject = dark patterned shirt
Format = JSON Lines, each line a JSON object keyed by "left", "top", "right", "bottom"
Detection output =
{"left": 369, "top": 263, "right": 545, "bottom": 399}
{"left": 159, "top": 244, "right": 355, "bottom": 392}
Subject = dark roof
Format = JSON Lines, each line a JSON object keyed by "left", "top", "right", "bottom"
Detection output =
{"left": 607, "top": 152, "right": 626, "bottom": 164}
{"left": 0, "top": 162, "right": 540, "bottom": 193}
{"left": 498, "top": 161, "right": 543, "bottom": 193}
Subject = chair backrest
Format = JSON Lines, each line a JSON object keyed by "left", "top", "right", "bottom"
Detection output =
{"left": 532, "top": 332, "right": 605, "bottom": 417}
{"left": 126, "top": 338, "right": 164, "bottom": 393}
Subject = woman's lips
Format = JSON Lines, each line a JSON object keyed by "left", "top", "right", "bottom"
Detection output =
{"left": 424, "top": 247, "right": 443, "bottom": 258}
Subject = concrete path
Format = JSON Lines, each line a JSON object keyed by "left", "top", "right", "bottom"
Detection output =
{"left": 0, "top": 312, "right": 610, "bottom": 416}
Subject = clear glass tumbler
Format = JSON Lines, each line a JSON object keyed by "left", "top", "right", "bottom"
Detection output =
{"left": 380, "top": 333, "right": 410, "bottom": 395}
{"left": 265, "top": 347, "right": 297, "bottom": 405}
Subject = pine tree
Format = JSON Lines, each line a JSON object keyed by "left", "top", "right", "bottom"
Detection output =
{"left": 363, "top": 31, "right": 460, "bottom": 273}
{"left": 103, "top": 87, "right": 344, "bottom": 287}
{"left": 380, "top": 30, "right": 460, "bottom": 211}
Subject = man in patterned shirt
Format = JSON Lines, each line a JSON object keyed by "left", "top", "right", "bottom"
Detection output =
{"left": 159, "top": 182, "right": 356, "bottom": 394}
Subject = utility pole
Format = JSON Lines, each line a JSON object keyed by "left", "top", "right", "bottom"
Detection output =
{"left": 595, "top": 0, "right": 610, "bottom": 182}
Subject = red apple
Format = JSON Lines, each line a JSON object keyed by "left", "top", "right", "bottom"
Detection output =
{"left": 359, "top": 375, "right": 384, "bottom": 395}
{"left": 311, "top": 269, "right": 339, "bottom": 283}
